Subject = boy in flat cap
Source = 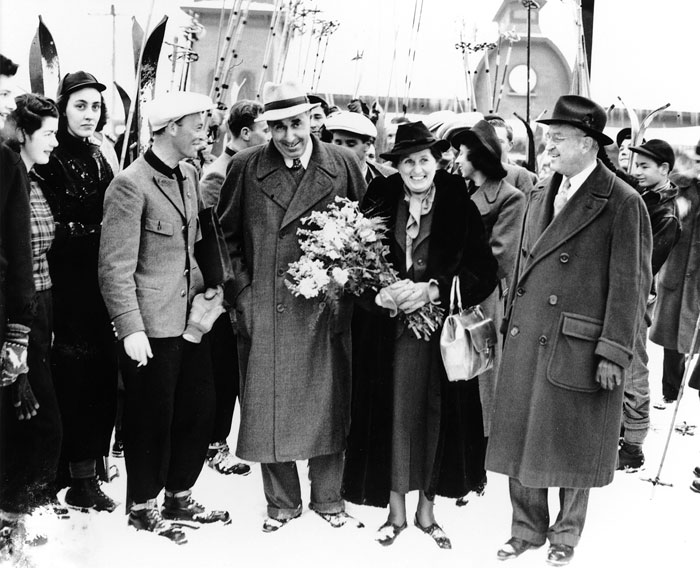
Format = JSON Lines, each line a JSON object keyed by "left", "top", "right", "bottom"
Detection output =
{"left": 617, "top": 140, "right": 681, "bottom": 469}
{"left": 486, "top": 95, "right": 652, "bottom": 566}
{"left": 217, "top": 80, "right": 366, "bottom": 532}
{"left": 99, "top": 91, "right": 228, "bottom": 544}
{"left": 325, "top": 110, "right": 395, "bottom": 183}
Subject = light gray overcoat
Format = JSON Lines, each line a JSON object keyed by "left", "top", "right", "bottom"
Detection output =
{"left": 217, "top": 138, "right": 366, "bottom": 463}
{"left": 471, "top": 178, "right": 525, "bottom": 435}
{"left": 486, "top": 163, "right": 652, "bottom": 488}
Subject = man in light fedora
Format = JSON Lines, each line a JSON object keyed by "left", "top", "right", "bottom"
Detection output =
{"left": 486, "top": 95, "right": 652, "bottom": 566}
{"left": 217, "top": 80, "right": 366, "bottom": 532}
{"left": 99, "top": 91, "right": 229, "bottom": 544}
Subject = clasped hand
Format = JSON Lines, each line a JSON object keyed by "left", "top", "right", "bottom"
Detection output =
{"left": 379, "top": 280, "right": 434, "bottom": 314}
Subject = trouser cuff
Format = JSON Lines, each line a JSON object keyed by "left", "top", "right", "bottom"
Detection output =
{"left": 266, "top": 504, "right": 302, "bottom": 520}
{"left": 512, "top": 525, "right": 547, "bottom": 547}
{"left": 309, "top": 500, "right": 344, "bottom": 515}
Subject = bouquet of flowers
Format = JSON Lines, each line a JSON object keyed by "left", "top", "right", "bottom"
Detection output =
{"left": 285, "top": 197, "right": 444, "bottom": 340}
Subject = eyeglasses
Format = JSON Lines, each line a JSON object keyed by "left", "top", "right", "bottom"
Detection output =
{"left": 544, "top": 132, "right": 586, "bottom": 145}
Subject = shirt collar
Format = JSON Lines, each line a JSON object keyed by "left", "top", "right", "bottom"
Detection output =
{"left": 563, "top": 159, "right": 597, "bottom": 196}
{"left": 282, "top": 138, "right": 313, "bottom": 169}
{"left": 145, "top": 148, "right": 183, "bottom": 180}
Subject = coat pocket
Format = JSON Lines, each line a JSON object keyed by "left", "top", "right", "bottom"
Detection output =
{"left": 547, "top": 312, "right": 603, "bottom": 393}
{"left": 144, "top": 217, "right": 174, "bottom": 236}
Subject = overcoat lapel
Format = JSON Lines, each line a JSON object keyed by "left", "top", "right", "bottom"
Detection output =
{"left": 520, "top": 162, "right": 613, "bottom": 281}
{"left": 280, "top": 139, "right": 338, "bottom": 229}
{"left": 255, "top": 144, "right": 296, "bottom": 211}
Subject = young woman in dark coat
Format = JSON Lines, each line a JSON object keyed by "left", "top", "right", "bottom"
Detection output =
{"left": 33, "top": 71, "right": 117, "bottom": 512}
{"left": 342, "top": 121, "right": 498, "bottom": 549}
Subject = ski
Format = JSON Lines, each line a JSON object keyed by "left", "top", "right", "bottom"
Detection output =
{"left": 28, "top": 15, "right": 60, "bottom": 97}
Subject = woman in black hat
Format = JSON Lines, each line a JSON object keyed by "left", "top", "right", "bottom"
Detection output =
{"left": 33, "top": 71, "right": 118, "bottom": 513}
{"left": 450, "top": 120, "right": 526, "bottom": 503}
{"left": 343, "top": 121, "right": 497, "bottom": 549}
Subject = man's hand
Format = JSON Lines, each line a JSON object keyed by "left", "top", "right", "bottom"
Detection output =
{"left": 596, "top": 359, "right": 624, "bottom": 390}
{"left": 12, "top": 374, "right": 39, "bottom": 420}
{"left": 124, "top": 331, "right": 152, "bottom": 367}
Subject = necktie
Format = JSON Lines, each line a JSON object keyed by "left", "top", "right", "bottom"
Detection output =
{"left": 290, "top": 158, "right": 303, "bottom": 170}
{"left": 553, "top": 178, "right": 571, "bottom": 217}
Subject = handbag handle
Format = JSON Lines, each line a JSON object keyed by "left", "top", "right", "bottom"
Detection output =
{"left": 449, "top": 275, "right": 463, "bottom": 313}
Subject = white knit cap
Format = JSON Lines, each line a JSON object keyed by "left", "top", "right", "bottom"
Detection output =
{"left": 325, "top": 111, "right": 377, "bottom": 138}
{"left": 147, "top": 91, "right": 215, "bottom": 131}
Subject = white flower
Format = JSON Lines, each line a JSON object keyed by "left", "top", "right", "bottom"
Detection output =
{"left": 331, "top": 267, "right": 350, "bottom": 286}
{"left": 297, "top": 277, "right": 319, "bottom": 299}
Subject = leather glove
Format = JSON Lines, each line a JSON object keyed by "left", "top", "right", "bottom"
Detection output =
{"left": 183, "top": 287, "right": 226, "bottom": 343}
{"left": 1, "top": 323, "right": 30, "bottom": 387}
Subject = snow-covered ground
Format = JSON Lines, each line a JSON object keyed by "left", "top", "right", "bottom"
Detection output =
{"left": 13, "top": 342, "right": 700, "bottom": 568}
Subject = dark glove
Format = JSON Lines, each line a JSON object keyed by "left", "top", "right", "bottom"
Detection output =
{"left": 12, "top": 374, "right": 39, "bottom": 420}
{"left": 1, "top": 323, "right": 30, "bottom": 387}
{"left": 348, "top": 98, "right": 370, "bottom": 117}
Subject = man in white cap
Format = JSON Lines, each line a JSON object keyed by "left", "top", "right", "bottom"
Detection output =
{"left": 99, "top": 91, "right": 228, "bottom": 544}
{"left": 217, "top": 80, "right": 366, "bottom": 532}
{"left": 325, "top": 110, "right": 395, "bottom": 183}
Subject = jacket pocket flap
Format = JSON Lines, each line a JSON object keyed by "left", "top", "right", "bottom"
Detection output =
{"left": 561, "top": 313, "right": 603, "bottom": 341}
{"left": 144, "top": 217, "right": 174, "bottom": 236}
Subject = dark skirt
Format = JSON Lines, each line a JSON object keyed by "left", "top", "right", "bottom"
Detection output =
{"left": 390, "top": 326, "right": 441, "bottom": 494}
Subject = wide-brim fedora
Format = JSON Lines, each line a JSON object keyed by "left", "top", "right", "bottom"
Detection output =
{"left": 538, "top": 94, "right": 613, "bottom": 146}
{"left": 256, "top": 80, "right": 320, "bottom": 122}
{"left": 379, "top": 121, "right": 450, "bottom": 162}
{"left": 450, "top": 120, "right": 507, "bottom": 179}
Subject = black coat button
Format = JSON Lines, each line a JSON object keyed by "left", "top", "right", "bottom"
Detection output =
{"left": 510, "top": 326, "right": 519, "bottom": 337}
{"left": 516, "top": 287, "right": 525, "bottom": 296}
{"left": 539, "top": 335, "right": 548, "bottom": 345}
{"left": 548, "top": 295, "right": 558, "bottom": 305}
{"left": 277, "top": 268, "right": 285, "bottom": 277}
{"left": 560, "top": 253, "right": 569, "bottom": 263}
{"left": 276, "top": 303, "right": 285, "bottom": 313}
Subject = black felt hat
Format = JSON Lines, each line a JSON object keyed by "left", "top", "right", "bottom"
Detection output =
{"left": 450, "top": 120, "right": 507, "bottom": 179}
{"left": 379, "top": 121, "right": 450, "bottom": 162}
{"left": 537, "top": 95, "right": 613, "bottom": 146}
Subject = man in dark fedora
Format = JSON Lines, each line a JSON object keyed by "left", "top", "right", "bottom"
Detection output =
{"left": 217, "top": 80, "right": 366, "bottom": 532}
{"left": 486, "top": 95, "right": 652, "bottom": 566}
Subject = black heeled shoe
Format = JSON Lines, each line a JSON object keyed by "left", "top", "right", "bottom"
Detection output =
{"left": 413, "top": 515, "right": 452, "bottom": 549}
{"left": 375, "top": 519, "right": 407, "bottom": 546}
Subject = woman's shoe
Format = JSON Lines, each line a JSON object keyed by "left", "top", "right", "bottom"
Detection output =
{"left": 413, "top": 515, "right": 452, "bottom": 549}
{"left": 375, "top": 519, "right": 407, "bottom": 546}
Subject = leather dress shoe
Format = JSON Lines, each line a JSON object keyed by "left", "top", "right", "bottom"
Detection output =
{"left": 497, "top": 537, "right": 542, "bottom": 560}
{"left": 693, "top": 466, "right": 700, "bottom": 478}
{"left": 690, "top": 479, "right": 700, "bottom": 493}
{"left": 547, "top": 543, "right": 575, "bottom": 566}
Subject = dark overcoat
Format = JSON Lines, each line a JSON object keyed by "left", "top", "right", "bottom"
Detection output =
{"left": 649, "top": 176, "right": 700, "bottom": 354}
{"left": 0, "top": 143, "right": 34, "bottom": 344}
{"left": 486, "top": 162, "right": 652, "bottom": 488}
{"left": 342, "top": 170, "right": 498, "bottom": 507}
{"left": 470, "top": 178, "right": 525, "bottom": 435}
{"left": 217, "top": 137, "right": 366, "bottom": 463}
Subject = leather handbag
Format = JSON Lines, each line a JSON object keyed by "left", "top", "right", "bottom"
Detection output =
{"left": 439, "top": 275, "right": 497, "bottom": 381}
{"left": 194, "top": 206, "right": 235, "bottom": 288}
